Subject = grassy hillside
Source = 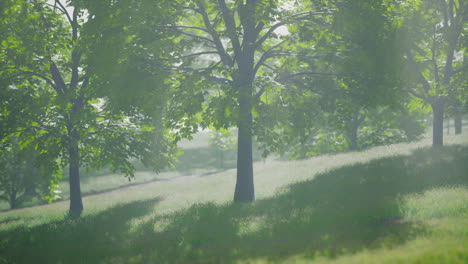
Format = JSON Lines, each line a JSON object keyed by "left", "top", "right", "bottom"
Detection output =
{"left": 0, "top": 134, "right": 467, "bottom": 263}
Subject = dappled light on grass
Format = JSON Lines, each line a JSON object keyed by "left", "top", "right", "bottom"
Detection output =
{"left": 0, "top": 198, "right": 162, "bottom": 264}
{"left": 121, "top": 145, "right": 467, "bottom": 263}
{"left": 0, "top": 143, "right": 467, "bottom": 263}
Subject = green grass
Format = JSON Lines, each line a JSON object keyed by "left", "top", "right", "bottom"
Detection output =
{"left": 0, "top": 131, "right": 241, "bottom": 211}
{"left": 0, "top": 133, "right": 467, "bottom": 263}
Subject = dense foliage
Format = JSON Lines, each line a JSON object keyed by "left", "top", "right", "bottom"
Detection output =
{"left": 0, "top": 0, "right": 466, "bottom": 212}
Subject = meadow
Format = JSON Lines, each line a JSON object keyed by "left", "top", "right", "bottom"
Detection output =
{"left": 0, "top": 132, "right": 467, "bottom": 263}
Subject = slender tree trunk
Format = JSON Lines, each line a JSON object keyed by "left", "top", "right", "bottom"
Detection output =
{"left": 431, "top": 99, "right": 445, "bottom": 147}
{"left": 455, "top": 107, "right": 462, "bottom": 134}
{"left": 9, "top": 190, "right": 17, "bottom": 209}
{"left": 68, "top": 128, "right": 83, "bottom": 217}
{"left": 349, "top": 108, "right": 364, "bottom": 151}
{"left": 446, "top": 118, "right": 450, "bottom": 135}
{"left": 349, "top": 122, "right": 358, "bottom": 151}
{"left": 234, "top": 80, "right": 254, "bottom": 203}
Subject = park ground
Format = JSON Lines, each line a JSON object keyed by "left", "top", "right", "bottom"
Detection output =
{"left": 0, "top": 129, "right": 467, "bottom": 263}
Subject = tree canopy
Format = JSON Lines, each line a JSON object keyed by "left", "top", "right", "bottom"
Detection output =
{"left": 0, "top": 0, "right": 466, "bottom": 213}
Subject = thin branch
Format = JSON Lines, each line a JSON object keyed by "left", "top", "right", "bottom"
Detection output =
{"left": 431, "top": 27, "right": 440, "bottom": 87}
{"left": 405, "top": 49, "right": 432, "bottom": 93}
{"left": 282, "top": 72, "right": 340, "bottom": 78}
{"left": 407, "top": 88, "right": 426, "bottom": 100}
{"left": 174, "top": 29, "right": 216, "bottom": 45}
{"left": 255, "top": 11, "right": 323, "bottom": 47}
{"left": 253, "top": 40, "right": 288, "bottom": 75}
{"left": 278, "top": 77, "right": 324, "bottom": 96}
{"left": 1, "top": 67, "right": 56, "bottom": 89}
{"left": 54, "top": 0, "right": 73, "bottom": 27}
{"left": 179, "top": 51, "right": 219, "bottom": 59}
{"left": 261, "top": 63, "right": 275, "bottom": 71}
{"left": 208, "top": 76, "right": 232, "bottom": 84}
{"left": 197, "top": 1, "right": 234, "bottom": 67}
{"left": 181, "top": 5, "right": 202, "bottom": 14}
{"left": 173, "top": 25, "right": 210, "bottom": 33}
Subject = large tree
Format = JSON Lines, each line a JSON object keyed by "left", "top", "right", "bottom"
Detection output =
{"left": 401, "top": 0, "right": 467, "bottom": 147}
{"left": 169, "top": 0, "right": 330, "bottom": 202}
{"left": 0, "top": 0, "right": 176, "bottom": 217}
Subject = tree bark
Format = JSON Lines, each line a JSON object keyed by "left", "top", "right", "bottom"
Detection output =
{"left": 233, "top": 77, "right": 255, "bottom": 203}
{"left": 446, "top": 118, "right": 450, "bottom": 135}
{"left": 8, "top": 190, "right": 17, "bottom": 209}
{"left": 455, "top": 107, "right": 462, "bottom": 134}
{"left": 68, "top": 129, "right": 83, "bottom": 217}
{"left": 431, "top": 99, "right": 445, "bottom": 147}
{"left": 232, "top": 3, "right": 258, "bottom": 202}
{"left": 348, "top": 108, "right": 364, "bottom": 151}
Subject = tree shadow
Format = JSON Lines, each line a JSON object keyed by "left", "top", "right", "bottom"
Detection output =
{"left": 0, "top": 145, "right": 466, "bottom": 264}
{"left": 0, "top": 197, "right": 162, "bottom": 264}
{"left": 126, "top": 145, "right": 468, "bottom": 263}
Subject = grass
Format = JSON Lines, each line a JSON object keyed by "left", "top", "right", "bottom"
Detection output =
{"left": 0, "top": 131, "right": 242, "bottom": 211}
{"left": 0, "top": 133, "right": 467, "bottom": 263}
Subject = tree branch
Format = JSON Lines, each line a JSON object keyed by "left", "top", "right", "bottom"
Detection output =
{"left": 281, "top": 72, "right": 340, "bottom": 79}
{"left": 407, "top": 88, "right": 426, "bottom": 100}
{"left": 181, "top": 5, "right": 203, "bottom": 14}
{"left": 404, "top": 49, "right": 432, "bottom": 93}
{"left": 54, "top": 0, "right": 73, "bottom": 27}
{"left": 179, "top": 51, "right": 219, "bottom": 59}
{"left": 196, "top": 1, "right": 234, "bottom": 67}
{"left": 275, "top": 76, "right": 324, "bottom": 96}
{"left": 174, "top": 29, "right": 216, "bottom": 45}
{"left": 253, "top": 40, "right": 288, "bottom": 75}
{"left": 49, "top": 61, "right": 67, "bottom": 95}
{"left": 173, "top": 25, "right": 210, "bottom": 33}
{"left": 217, "top": 0, "right": 242, "bottom": 58}
{"left": 255, "top": 11, "right": 323, "bottom": 47}
{"left": 1, "top": 67, "right": 56, "bottom": 90}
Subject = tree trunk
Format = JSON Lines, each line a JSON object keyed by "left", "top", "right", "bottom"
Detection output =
{"left": 8, "top": 190, "right": 17, "bottom": 209}
{"left": 455, "top": 108, "right": 462, "bottom": 135}
{"left": 234, "top": 84, "right": 254, "bottom": 203}
{"left": 431, "top": 99, "right": 445, "bottom": 147}
{"left": 446, "top": 118, "right": 450, "bottom": 135}
{"left": 349, "top": 108, "right": 364, "bottom": 151}
{"left": 68, "top": 132, "right": 83, "bottom": 217}
{"left": 349, "top": 122, "right": 358, "bottom": 151}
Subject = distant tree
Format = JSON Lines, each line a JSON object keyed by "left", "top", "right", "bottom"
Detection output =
{"left": 265, "top": 0, "right": 406, "bottom": 152}
{"left": 0, "top": 135, "right": 61, "bottom": 209}
{"left": 400, "top": 0, "right": 467, "bottom": 146}
{"left": 208, "top": 128, "right": 237, "bottom": 168}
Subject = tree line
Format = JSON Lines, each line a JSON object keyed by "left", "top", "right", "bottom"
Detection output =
{"left": 0, "top": 0, "right": 466, "bottom": 216}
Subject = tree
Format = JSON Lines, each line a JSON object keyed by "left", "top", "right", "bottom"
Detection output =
{"left": 208, "top": 128, "right": 237, "bottom": 168}
{"left": 259, "top": 0, "right": 406, "bottom": 153}
{"left": 400, "top": 0, "right": 467, "bottom": 147}
{"left": 0, "top": 135, "right": 61, "bottom": 209}
{"left": 169, "top": 0, "right": 331, "bottom": 202}
{"left": 0, "top": 0, "right": 175, "bottom": 217}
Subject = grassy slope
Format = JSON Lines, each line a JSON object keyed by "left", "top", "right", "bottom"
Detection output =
{"left": 0, "top": 134, "right": 467, "bottom": 263}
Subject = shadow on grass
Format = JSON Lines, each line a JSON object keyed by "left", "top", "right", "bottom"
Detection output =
{"left": 128, "top": 145, "right": 467, "bottom": 263}
{"left": 0, "top": 197, "right": 162, "bottom": 264}
{"left": 1, "top": 145, "right": 467, "bottom": 264}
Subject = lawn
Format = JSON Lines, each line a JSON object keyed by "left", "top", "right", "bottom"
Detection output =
{"left": 0, "top": 133, "right": 467, "bottom": 263}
